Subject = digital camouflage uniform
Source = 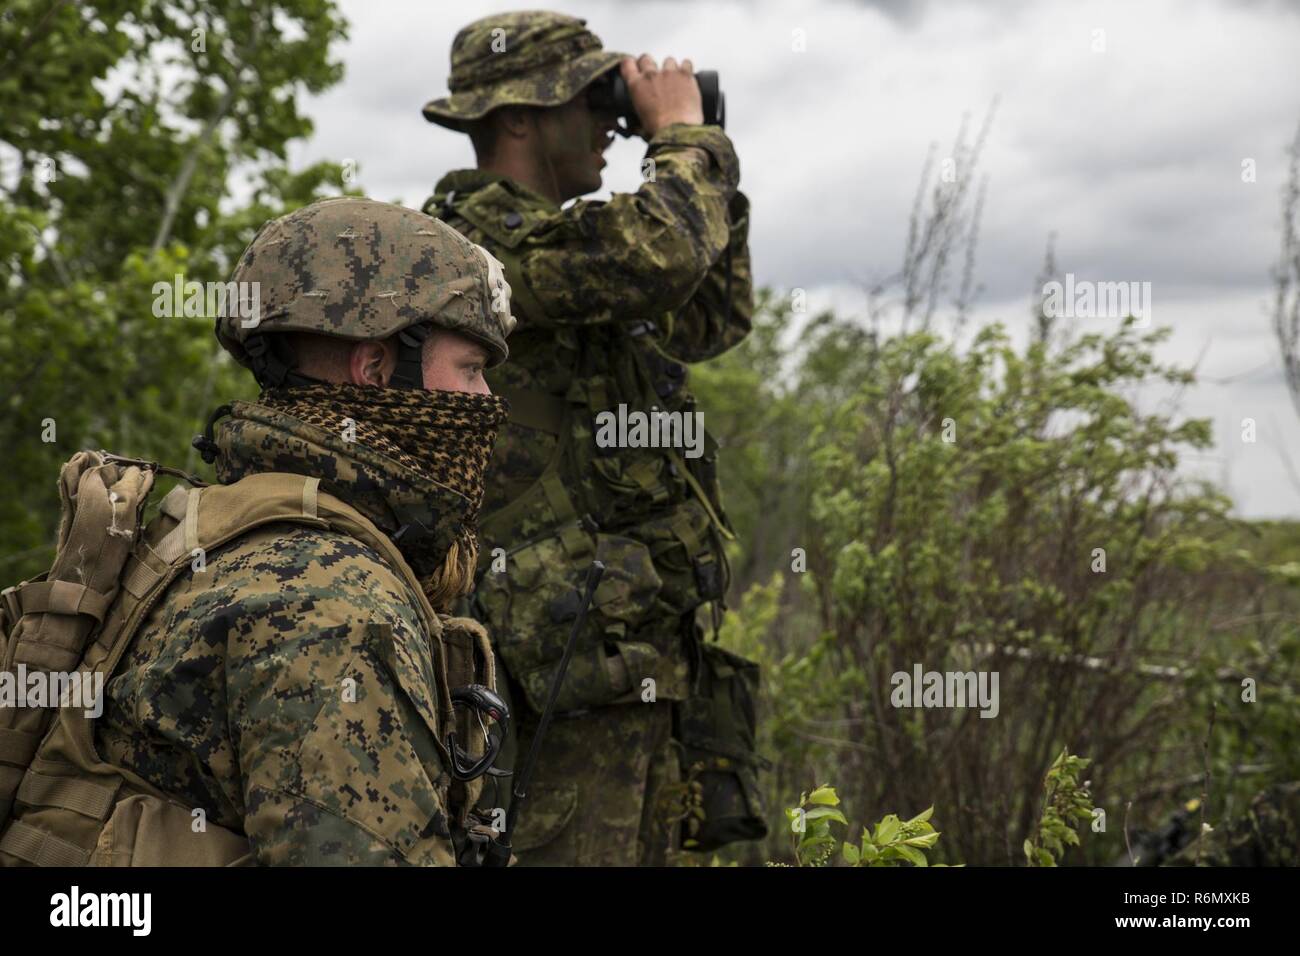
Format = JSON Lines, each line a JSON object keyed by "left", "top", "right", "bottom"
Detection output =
{"left": 91, "top": 198, "right": 516, "bottom": 865}
{"left": 422, "top": 12, "right": 756, "bottom": 865}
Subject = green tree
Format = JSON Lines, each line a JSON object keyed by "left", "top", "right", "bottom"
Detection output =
{"left": 1, "top": 0, "right": 353, "bottom": 580}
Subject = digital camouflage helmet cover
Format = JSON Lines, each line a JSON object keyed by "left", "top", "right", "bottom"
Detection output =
{"left": 217, "top": 197, "right": 516, "bottom": 386}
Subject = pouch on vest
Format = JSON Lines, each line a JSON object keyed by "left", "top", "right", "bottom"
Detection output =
{"left": 91, "top": 793, "right": 251, "bottom": 866}
{"left": 674, "top": 640, "right": 771, "bottom": 852}
{"left": 475, "top": 522, "right": 686, "bottom": 713}
{"left": 0, "top": 451, "right": 156, "bottom": 829}
{"left": 636, "top": 499, "right": 729, "bottom": 615}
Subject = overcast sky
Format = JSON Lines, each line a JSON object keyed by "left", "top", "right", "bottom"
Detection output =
{"left": 288, "top": 0, "right": 1300, "bottom": 518}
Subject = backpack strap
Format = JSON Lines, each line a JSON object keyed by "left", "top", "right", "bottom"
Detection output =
{"left": 10, "top": 581, "right": 113, "bottom": 623}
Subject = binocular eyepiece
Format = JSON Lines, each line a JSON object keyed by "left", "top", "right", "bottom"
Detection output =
{"left": 587, "top": 69, "right": 725, "bottom": 137}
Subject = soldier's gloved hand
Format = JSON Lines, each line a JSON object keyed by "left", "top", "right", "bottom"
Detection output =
{"left": 621, "top": 54, "right": 705, "bottom": 138}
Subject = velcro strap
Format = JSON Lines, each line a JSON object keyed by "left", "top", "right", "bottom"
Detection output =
{"left": 538, "top": 476, "right": 592, "bottom": 559}
{"left": 0, "top": 728, "right": 42, "bottom": 766}
{"left": 16, "top": 580, "right": 112, "bottom": 622}
{"left": 17, "top": 771, "right": 118, "bottom": 820}
{"left": 496, "top": 386, "right": 567, "bottom": 435}
{"left": 627, "top": 460, "right": 670, "bottom": 503}
{"left": 184, "top": 485, "right": 203, "bottom": 554}
{"left": 541, "top": 473, "right": 578, "bottom": 526}
{"left": 0, "top": 819, "right": 90, "bottom": 867}
{"left": 153, "top": 523, "right": 189, "bottom": 566}
{"left": 302, "top": 476, "right": 320, "bottom": 519}
{"left": 121, "top": 554, "right": 163, "bottom": 600}
{"left": 558, "top": 522, "right": 592, "bottom": 559}
{"left": 669, "top": 508, "right": 706, "bottom": 556}
{"left": 158, "top": 484, "right": 191, "bottom": 522}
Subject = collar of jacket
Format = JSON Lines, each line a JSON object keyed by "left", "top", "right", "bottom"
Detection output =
{"left": 431, "top": 168, "right": 559, "bottom": 216}
{"left": 211, "top": 399, "right": 465, "bottom": 579}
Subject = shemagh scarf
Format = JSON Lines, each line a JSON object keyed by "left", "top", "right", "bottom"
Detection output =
{"left": 256, "top": 382, "right": 508, "bottom": 609}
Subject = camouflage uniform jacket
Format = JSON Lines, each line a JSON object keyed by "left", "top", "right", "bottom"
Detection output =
{"left": 94, "top": 402, "right": 467, "bottom": 866}
{"left": 424, "top": 122, "right": 752, "bottom": 711}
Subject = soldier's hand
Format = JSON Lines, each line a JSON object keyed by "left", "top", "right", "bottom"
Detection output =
{"left": 620, "top": 54, "right": 704, "bottom": 138}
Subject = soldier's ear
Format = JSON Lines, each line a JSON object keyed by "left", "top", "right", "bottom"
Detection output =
{"left": 497, "top": 106, "right": 539, "bottom": 141}
{"left": 349, "top": 339, "right": 395, "bottom": 388}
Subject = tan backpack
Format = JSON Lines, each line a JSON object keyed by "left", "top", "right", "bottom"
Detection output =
{"left": 0, "top": 451, "right": 491, "bottom": 866}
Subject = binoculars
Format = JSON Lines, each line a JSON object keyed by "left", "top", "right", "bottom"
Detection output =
{"left": 587, "top": 69, "right": 725, "bottom": 137}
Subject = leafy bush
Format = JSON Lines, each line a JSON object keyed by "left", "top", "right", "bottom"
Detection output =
{"left": 698, "top": 298, "right": 1300, "bottom": 865}
{"left": 779, "top": 784, "right": 948, "bottom": 867}
{"left": 1024, "top": 750, "right": 1093, "bottom": 866}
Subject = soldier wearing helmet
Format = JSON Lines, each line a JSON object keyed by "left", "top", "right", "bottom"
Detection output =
{"left": 92, "top": 198, "right": 516, "bottom": 865}
{"left": 422, "top": 12, "right": 759, "bottom": 866}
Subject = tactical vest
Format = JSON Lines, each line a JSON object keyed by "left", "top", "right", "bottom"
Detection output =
{"left": 434, "top": 190, "right": 734, "bottom": 706}
{"left": 0, "top": 451, "right": 491, "bottom": 866}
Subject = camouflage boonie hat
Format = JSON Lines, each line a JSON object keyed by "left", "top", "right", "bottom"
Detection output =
{"left": 217, "top": 197, "right": 516, "bottom": 368}
{"left": 422, "top": 11, "right": 627, "bottom": 131}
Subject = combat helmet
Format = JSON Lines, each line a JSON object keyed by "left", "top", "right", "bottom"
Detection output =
{"left": 216, "top": 197, "right": 516, "bottom": 389}
{"left": 422, "top": 11, "right": 627, "bottom": 131}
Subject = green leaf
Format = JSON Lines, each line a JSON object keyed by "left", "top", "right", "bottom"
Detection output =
{"left": 875, "top": 815, "right": 901, "bottom": 845}
{"left": 895, "top": 844, "right": 928, "bottom": 866}
{"left": 803, "top": 806, "right": 849, "bottom": 825}
{"left": 907, "top": 806, "right": 935, "bottom": 826}
{"left": 807, "top": 786, "right": 840, "bottom": 806}
{"left": 842, "top": 842, "right": 861, "bottom": 865}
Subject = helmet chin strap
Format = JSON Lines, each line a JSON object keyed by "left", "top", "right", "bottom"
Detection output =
{"left": 389, "top": 323, "right": 431, "bottom": 390}
{"left": 245, "top": 334, "right": 323, "bottom": 390}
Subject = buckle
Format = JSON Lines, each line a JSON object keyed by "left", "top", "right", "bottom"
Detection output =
{"left": 446, "top": 684, "right": 511, "bottom": 782}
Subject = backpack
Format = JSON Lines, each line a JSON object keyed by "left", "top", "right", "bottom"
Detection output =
{"left": 0, "top": 451, "right": 491, "bottom": 866}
